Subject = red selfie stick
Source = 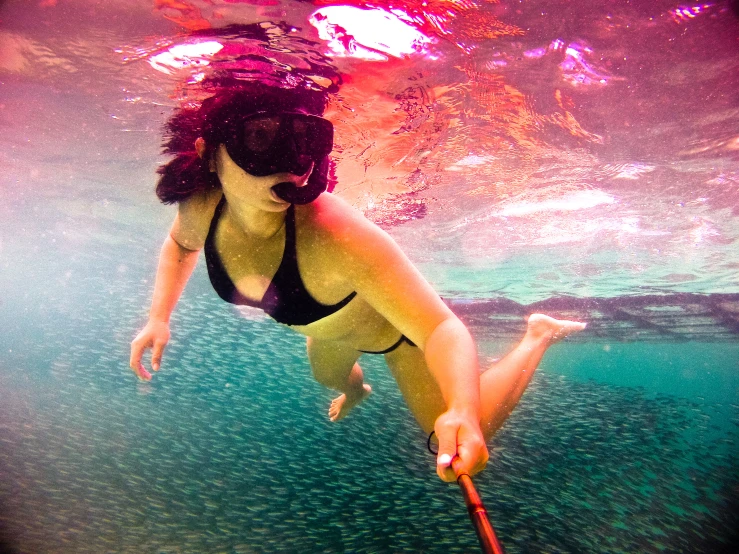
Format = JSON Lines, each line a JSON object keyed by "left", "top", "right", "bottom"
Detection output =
{"left": 452, "top": 457, "right": 506, "bottom": 554}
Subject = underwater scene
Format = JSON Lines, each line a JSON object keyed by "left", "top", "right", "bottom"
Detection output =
{"left": 1, "top": 0, "right": 738, "bottom": 552}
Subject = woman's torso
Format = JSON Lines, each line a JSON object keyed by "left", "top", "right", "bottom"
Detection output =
{"left": 205, "top": 194, "right": 403, "bottom": 351}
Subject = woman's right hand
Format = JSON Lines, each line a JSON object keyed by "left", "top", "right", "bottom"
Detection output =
{"left": 129, "top": 320, "right": 171, "bottom": 381}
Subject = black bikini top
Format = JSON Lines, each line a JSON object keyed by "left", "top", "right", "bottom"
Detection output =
{"left": 204, "top": 197, "right": 357, "bottom": 326}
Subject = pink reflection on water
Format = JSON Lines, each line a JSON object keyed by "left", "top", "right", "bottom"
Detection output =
{"left": 309, "top": 6, "right": 431, "bottom": 60}
{"left": 148, "top": 41, "right": 224, "bottom": 74}
{"left": 521, "top": 39, "right": 613, "bottom": 87}
{"left": 669, "top": 4, "right": 714, "bottom": 23}
{"left": 497, "top": 190, "right": 616, "bottom": 218}
{"left": 559, "top": 41, "right": 611, "bottom": 87}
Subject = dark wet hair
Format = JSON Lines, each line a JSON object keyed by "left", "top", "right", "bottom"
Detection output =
{"left": 156, "top": 81, "right": 329, "bottom": 204}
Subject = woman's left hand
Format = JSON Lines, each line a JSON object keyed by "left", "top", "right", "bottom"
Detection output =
{"left": 434, "top": 409, "right": 489, "bottom": 482}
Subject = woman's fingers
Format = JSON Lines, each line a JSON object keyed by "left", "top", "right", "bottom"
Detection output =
{"left": 130, "top": 336, "right": 155, "bottom": 381}
{"left": 135, "top": 362, "right": 153, "bottom": 381}
{"left": 436, "top": 433, "right": 458, "bottom": 482}
{"left": 129, "top": 322, "right": 170, "bottom": 381}
{"left": 151, "top": 340, "right": 166, "bottom": 372}
{"left": 129, "top": 337, "right": 153, "bottom": 381}
{"left": 129, "top": 338, "right": 146, "bottom": 372}
{"left": 457, "top": 437, "right": 489, "bottom": 476}
{"left": 435, "top": 417, "right": 463, "bottom": 482}
{"left": 435, "top": 413, "right": 489, "bottom": 482}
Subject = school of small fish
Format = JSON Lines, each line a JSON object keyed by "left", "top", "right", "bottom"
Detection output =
{"left": 0, "top": 282, "right": 736, "bottom": 553}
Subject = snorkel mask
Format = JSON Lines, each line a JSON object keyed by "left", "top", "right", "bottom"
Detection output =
{"left": 221, "top": 111, "right": 334, "bottom": 204}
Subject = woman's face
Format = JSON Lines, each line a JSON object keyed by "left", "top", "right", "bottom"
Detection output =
{"left": 213, "top": 143, "right": 313, "bottom": 212}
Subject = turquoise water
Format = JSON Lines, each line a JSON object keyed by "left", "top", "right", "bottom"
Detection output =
{"left": 2, "top": 0, "right": 738, "bottom": 552}
{"left": 1, "top": 265, "right": 737, "bottom": 552}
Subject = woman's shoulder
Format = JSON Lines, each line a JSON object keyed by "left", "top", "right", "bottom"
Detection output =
{"left": 297, "top": 193, "right": 398, "bottom": 262}
{"left": 179, "top": 188, "right": 223, "bottom": 214}
{"left": 171, "top": 188, "right": 223, "bottom": 250}
{"left": 298, "top": 193, "right": 377, "bottom": 240}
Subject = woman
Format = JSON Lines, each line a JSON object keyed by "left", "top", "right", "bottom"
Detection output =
{"left": 129, "top": 83, "right": 585, "bottom": 482}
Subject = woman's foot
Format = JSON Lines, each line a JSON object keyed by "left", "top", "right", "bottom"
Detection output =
{"left": 328, "top": 384, "right": 372, "bottom": 422}
{"left": 526, "top": 313, "right": 587, "bottom": 344}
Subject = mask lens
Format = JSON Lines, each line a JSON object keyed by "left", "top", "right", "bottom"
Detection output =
{"left": 227, "top": 113, "right": 333, "bottom": 176}
{"left": 242, "top": 116, "right": 280, "bottom": 154}
{"left": 301, "top": 116, "right": 333, "bottom": 158}
{"left": 291, "top": 119, "right": 310, "bottom": 155}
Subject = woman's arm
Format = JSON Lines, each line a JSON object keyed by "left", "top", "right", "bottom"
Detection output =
{"left": 148, "top": 234, "right": 201, "bottom": 324}
{"left": 424, "top": 318, "right": 487, "bottom": 481}
{"left": 129, "top": 190, "right": 221, "bottom": 380}
{"left": 129, "top": 233, "right": 200, "bottom": 381}
{"left": 320, "top": 197, "right": 487, "bottom": 481}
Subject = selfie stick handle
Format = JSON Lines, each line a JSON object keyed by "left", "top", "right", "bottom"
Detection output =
{"left": 452, "top": 457, "right": 506, "bottom": 554}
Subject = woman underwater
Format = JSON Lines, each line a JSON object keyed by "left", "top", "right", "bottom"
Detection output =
{"left": 130, "top": 82, "right": 585, "bottom": 482}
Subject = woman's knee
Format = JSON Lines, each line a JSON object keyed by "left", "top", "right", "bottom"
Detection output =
{"left": 306, "top": 338, "right": 360, "bottom": 386}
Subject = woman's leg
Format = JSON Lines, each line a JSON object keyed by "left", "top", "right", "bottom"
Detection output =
{"left": 384, "top": 314, "right": 586, "bottom": 441}
{"left": 477, "top": 314, "right": 586, "bottom": 438}
{"left": 306, "top": 337, "right": 371, "bottom": 422}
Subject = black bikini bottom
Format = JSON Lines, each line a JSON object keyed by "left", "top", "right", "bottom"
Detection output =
{"left": 359, "top": 334, "right": 417, "bottom": 355}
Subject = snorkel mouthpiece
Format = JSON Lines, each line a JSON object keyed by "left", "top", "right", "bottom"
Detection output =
{"left": 272, "top": 182, "right": 311, "bottom": 204}
{"left": 271, "top": 156, "right": 329, "bottom": 204}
